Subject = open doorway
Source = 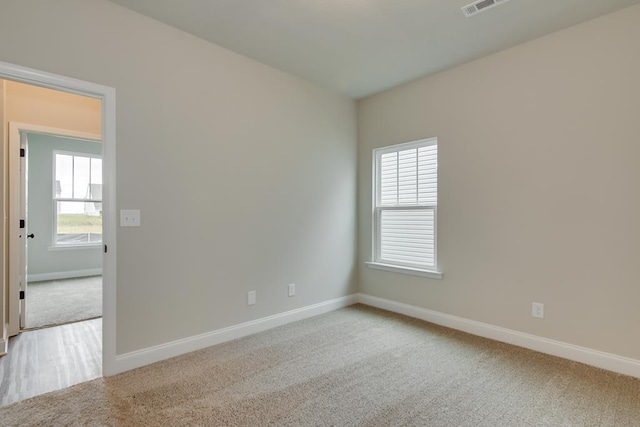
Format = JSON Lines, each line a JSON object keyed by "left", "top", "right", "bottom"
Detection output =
{"left": 1, "top": 82, "right": 104, "bottom": 405}
{"left": 4, "top": 81, "right": 103, "bottom": 333}
{"left": 0, "top": 60, "right": 117, "bottom": 404}
{"left": 24, "top": 131, "right": 103, "bottom": 330}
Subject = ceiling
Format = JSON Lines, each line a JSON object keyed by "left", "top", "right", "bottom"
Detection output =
{"left": 108, "top": 0, "right": 640, "bottom": 99}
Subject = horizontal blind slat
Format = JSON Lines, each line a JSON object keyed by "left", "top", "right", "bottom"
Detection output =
{"left": 380, "top": 208, "right": 435, "bottom": 268}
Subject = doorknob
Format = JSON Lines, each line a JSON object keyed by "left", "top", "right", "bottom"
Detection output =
{"left": 26, "top": 233, "right": 35, "bottom": 239}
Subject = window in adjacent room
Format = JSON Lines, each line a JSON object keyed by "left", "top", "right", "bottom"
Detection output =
{"left": 368, "top": 138, "right": 441, "bottom": 278}
{"left": 53, "top": 152, "right": 102, "bottom": 246}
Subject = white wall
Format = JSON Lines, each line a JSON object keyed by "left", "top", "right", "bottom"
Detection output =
{"left": 0, "top": 0, "right": 357, "bottom": 355}
{"left": 26, "top": 134, "right": 103, "bottom": 279}
{"left": 358, "top": 5, "right": 640, "bottom": 361}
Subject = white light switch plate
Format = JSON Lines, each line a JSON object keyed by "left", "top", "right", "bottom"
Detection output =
{"left": 120, "top": 209, "right": 141, "bottom": 227}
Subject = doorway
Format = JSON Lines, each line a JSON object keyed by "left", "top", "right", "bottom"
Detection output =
{"left": 22, "top": 130, "right": 103, "bottom": 330}
{"left": 0, "top": 60, "right": 117, "bottom": 380}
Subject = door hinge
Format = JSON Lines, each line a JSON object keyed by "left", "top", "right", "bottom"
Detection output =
{"left": 104, "top": 244, "right": 108, "bottom": 253}
{"left": 20, "top": 219, "right": 25, "bottom": 229}
{"left": 20, "top": 148, "right": 25, "bottom": 158}
{"left": 19, "top": 291, "right": 25, "bottom": 300}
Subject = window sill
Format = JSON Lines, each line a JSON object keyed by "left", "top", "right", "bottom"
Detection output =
{"left": 48, "top": 244, "right": 102, "bottom": 251}
{"left": 365, "top": 262, "right": 443, "bottom": 279}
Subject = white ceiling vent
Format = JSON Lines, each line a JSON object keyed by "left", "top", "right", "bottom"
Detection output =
{"left": 461, "top": 0, "right": 512, "bottom": 17}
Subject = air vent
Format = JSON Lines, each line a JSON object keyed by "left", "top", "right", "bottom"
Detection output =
{"left": 462, "top": 0, "right": 512, "bottom": 17}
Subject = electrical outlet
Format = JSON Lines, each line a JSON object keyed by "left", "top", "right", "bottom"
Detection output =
{"left": 288, "top": 283, "right": 296, "bottom": 297}
{"left": 532, "top": 302, "right": 544, "bottom": 319}
{"left": 247, "top": 291, "right": 256, "bottom": 306}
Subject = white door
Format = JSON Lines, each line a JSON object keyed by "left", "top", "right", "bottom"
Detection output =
{"left": 18, "top": 132, "right": 29, "bottom": 329}
{"left": 8, "top": 123, "right": 26, "bottom": 336}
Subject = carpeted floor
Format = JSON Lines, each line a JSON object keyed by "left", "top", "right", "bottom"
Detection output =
{"left": 26, "top": 276, "right": 102, "bottom": 329}
{"left": 2, "top": 305, "right": 639, "bottom": 426}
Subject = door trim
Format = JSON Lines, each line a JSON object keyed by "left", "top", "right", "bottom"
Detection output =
{"left": 0, "top": 60, "right": 117, "bottom": 376}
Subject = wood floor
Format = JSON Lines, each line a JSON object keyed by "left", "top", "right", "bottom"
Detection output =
{"left": 0, "top": 318, "right": 102, "bottom": 407}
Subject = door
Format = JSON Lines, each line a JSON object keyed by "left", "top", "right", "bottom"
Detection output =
{"left": 8, "top": 125, "right": 30, "bottom": 334}
{"left": 19, "top": 132, "right": 29, "bottom": 329}
{"left": 8, "top": 123, "right": 24, "bottom": 336}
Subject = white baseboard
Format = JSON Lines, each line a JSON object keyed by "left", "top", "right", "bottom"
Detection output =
{"left": 358, "top": 293, "right": 640, "bottom": 379}
{"left": 113, "top": 294, "right": 359, "bottom": 375}
{"left": 28, "top": 268, "right": 102, "bottom": 282}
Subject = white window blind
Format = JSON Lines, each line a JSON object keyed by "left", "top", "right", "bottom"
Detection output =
{"left": 374, "top": 139, "right": 438, "bottom": 270}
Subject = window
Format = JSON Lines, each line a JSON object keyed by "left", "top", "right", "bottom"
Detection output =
{"left": 54, "top": 152, "right": 102, "bottom": 246}
{"left": 370, "top": 138, "right": 440, "bottom": 277}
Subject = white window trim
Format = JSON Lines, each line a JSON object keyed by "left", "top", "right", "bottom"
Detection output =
{"left": 52, "top": 150, "right": 103, "bottom": 248}
{"left": 370, "top": 137, "right": 442, "bottom": 279}
{"left": 365, "top": 262, "right": 443, "bottom": 279}
{"left": 47, "top": 244, "right": 103, "bottom": 251}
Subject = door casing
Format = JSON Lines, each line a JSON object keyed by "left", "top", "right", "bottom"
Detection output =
{"left": 0, "top": 60, "right": 117, "bottom": 376}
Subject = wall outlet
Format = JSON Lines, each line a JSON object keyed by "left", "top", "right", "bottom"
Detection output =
{"left": 532, "top": 302, "right": 544, "bottom": 319}
{"left": 247, "top": 291, "right": 256, "bottom": 306}
{"left": 288, "top": 283, "right": 296, "bottom": 297}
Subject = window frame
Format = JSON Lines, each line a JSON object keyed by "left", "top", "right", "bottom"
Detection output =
{"left": 369, "top": 137, "right": 442, "bottom": 279}
{"left": 51, "top": 150, "right": 103, "bottom": 249}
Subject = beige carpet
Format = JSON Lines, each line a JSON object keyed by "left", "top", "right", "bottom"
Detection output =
{"left": 1, "top": 305, "right": 639, "bottom": 426}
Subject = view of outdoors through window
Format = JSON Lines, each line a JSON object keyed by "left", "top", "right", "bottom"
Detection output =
{"left": 55, "top": 153, "right": 102, "bottom": 245}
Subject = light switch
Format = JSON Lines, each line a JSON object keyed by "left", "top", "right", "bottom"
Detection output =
{"left": 120, "top": 209, "right": 141, "bottom": 227}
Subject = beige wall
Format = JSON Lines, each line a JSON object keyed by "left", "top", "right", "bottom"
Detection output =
{"left": 358, "top": 4, "right": 640, "bottom": 360}
{"left": 5, "top": 81, "right": 101, "bottom": 135}
{"left": 1, "top": 80, "right": 6, "bottom": 351}
{"left": 0, "top": 0, "right": 357, "bottom": 355}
